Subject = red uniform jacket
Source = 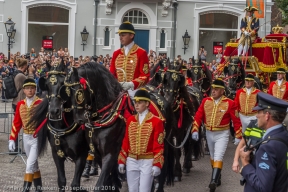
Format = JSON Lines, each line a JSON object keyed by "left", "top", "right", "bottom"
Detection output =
{"left": 267, "top": 80, "right": 288, "bottom": 101}
{"left": 10, "top": 97, "right": 42, "bottom": 141}
{"left": 191, "top": 96, "right": 242, "bottom": 139}
{"left": 110, "top": 44, "right": 150, "bottom": 89}
{"left": 118, "top": 112, "right": 165, "bottom": 168}
{"left": 234, "top": 87, "right": 261, "bottom": 116}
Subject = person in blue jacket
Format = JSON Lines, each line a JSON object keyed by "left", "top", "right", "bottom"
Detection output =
{"left": 238, "top": 6, "right": 260, "bottom": 56}
{"left": 239, "top": 92, "right": 288, "bottom": 192}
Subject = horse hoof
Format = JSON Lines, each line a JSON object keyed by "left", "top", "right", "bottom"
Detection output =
{"left": 182, "top": 168, "right": 190, "bottom": 173}
{"left": 174, "top": 176, "right": 182, "bottom": 182}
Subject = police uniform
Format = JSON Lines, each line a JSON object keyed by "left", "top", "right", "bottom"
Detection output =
{"left": 267, "top": 68, "right": 288, "bottom": 101}
{"left": 9, "top": 79, "right": 42, "bottom": 192}
{"left": 110, "top": 21, "right": 150, "bottom": 97}
{"left": 118, "top": 89, "right": 164, "bottom": 192}
{"left": 191, "top": 79, "right": 242, "bottom": 192}
{"left": 234, "top": 74, "right": 261, "bottom": 132}
{"left": 240, "top": 92, "right": 288, "bottom": 192}
{"left": 238, "top": 6, "right": 259, "bottom": 56}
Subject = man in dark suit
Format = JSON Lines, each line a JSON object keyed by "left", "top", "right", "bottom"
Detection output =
{"left": 239, "top": 92, "right": 288, "bottom": 192}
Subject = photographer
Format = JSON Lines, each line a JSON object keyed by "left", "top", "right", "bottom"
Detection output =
{"left": 239, "top": 92, "right": 288, "bottom": 192}
{"left": 198, "top": 46, "right": 207, "bottom": 62}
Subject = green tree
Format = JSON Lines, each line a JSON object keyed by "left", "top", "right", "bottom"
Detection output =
{"left": 275, "top": 0, "right": 288, "bottom": 25}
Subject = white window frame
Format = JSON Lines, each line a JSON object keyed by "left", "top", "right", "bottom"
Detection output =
{"left": 0, "top": 14, "right": 3, "bottom": 22}
{"left": 122, "top": 9, "right": 150, "bottom": 25}
{"left": 0, "top": 34, "right": 3, "bottom": 42}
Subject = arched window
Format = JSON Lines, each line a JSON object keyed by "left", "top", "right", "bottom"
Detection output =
{"left": 122, "top": 10, "right": 149, "bottom": 25}
{"left": 160, "top": 29, "right": 166, "bottom": 49}
{"left": 104, "top": 27, "right": 110, "bottom": 47}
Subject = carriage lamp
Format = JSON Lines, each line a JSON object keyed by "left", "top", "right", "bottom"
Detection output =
{"left": 4, "top": 17, "right": 16, "bottom": 61}
{"left": 81, "top": 26, "right": 89, "bottom": 51}
{"left": 182, "top": 30, "right": 191, "bottom": 55}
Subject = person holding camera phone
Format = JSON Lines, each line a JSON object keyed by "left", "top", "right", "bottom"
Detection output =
{"left": 199, "top": 46, "right": 207, "bottom": 62}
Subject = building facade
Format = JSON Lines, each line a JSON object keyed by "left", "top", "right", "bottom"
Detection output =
{"left": 0, "top": 0, "right": 274, "bottom": 61}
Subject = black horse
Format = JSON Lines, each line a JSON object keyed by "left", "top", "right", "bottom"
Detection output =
{"left": 188, "top": 57, "right": 212, "bottom": 97}
{"left": 156, "top": 59, "right": 202, "bottom": 181}
{"left": 62, "top": 63, "right": 133, "bottom": 192}
{"left": 29, "top": 60, "right": 89, "bottom": 192}
{"left": 224, "top": 57, "right": 262, "bottom": 99}
{"left": 148, "top": 58, "right": 169, "bottom": 87}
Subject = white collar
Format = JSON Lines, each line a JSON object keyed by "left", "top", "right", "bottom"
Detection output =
{"left": 124, "top": 41, "right": 135, "bottom": 51}
{"left": 277, "top": 79, "right": 283, "bottom": 86}
{"left": 139, "top": 109, "right": 149, "bottom": 117}
{"left": 26, "top": 95, "right": 36, "bottom": 107}
{"left": 213, "top": 96, "right": 222, "bottom": 105}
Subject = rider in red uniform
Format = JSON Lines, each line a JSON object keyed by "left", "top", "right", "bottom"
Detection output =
{"left": 267, "top": 68, "right": 288, "bottom": 101}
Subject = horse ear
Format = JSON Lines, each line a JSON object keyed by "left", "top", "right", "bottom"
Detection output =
{"left": 46, "top": 60, "right": 51, "bottom": 71}
{"left": 179, "top": 75, "right": 185, "bottom": 87}
{"left": 192, "top": 56, "right": 195, "bottom": 64}
{"left": 38, "top": 76, "right": 47, "bottom": 91}
{"left": 59, "top": 85, "right": 70, "bottom": 101}
{"left": 187, "top": 69, "right": 192, "bottom": 78}
{"left": 155, "top": 72, "right": 163, "bottom": 84}
{"left": 71, "top": 67, "right": 80, "bottom": 82}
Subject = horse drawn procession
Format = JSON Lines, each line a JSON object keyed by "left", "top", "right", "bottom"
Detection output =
{"left": 4, "top": 5, "right": 288, "bottom": 192}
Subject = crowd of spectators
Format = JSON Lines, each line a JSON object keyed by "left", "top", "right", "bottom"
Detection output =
{"left": 0, "top": 46, "right": 223, "bottom": 101}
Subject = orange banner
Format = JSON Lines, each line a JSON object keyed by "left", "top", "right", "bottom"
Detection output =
{"left": 246, "top": 0, "right": 265, "bottom": 18}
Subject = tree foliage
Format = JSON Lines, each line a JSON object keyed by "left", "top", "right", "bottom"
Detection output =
{"left": 275, "top": 0, "right": 288, "bottom": 25}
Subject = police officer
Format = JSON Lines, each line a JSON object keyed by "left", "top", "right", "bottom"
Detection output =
{"left": 239, "top": 92, "right": 288, "bottom": 192}
{"left": 191, "top": 79, "right": 242, "bottom": 192}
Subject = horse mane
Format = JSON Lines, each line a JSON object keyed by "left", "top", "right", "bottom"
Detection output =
{"left": 77, "top": 62, "right": 123, "bottom": 108}
{"left": 28, "top": 97, "right": 49, "bottom": 130}
{"left": 150, "top": 62, "right": 160, "bottom": 78}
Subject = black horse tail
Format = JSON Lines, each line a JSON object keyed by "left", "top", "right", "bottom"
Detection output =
{"left": 28, "top": 97, "right": 49, "bottom": 157}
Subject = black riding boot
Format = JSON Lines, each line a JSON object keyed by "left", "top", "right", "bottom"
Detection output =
{"left": 33, "top": 171, "right": 42, "bottom": 192}
{"left": 82, "top": 160, "right": 92, "bottom": 178}
{"left": 217, "top": 173, "right": 221, "bottom": 186}
{"left": 89, "top": 159, "right": 98, "bottom": 176}
{"left": 22, "top": 181, "right": 32, "bottom": 192}
{"left": 34, "top": 177, "right": 42, "bottom": 192}
{"left": 209, "top": 168, "right": 221, "bottom": 192}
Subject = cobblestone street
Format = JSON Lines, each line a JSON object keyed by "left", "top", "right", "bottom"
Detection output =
{"left": 0, "top": 101, "right": 244, "bottom": 192}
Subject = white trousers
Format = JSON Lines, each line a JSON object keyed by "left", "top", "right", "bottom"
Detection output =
{"left": 23, "top": 133, "right": 39, "bottom": 173}
{"left": 126, "top": 157, "right": 154, "bottom": 192}
{"left": 206, "top": 130, "right": 229, "bottom": 162}
{"left": 239, "top": 113, "right": 257, "bottom": 133}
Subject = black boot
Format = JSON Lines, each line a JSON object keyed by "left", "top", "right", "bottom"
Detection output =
{"left": 82, "top": 160, "right": 92, "bottom": 178}
{"left": 34, "top": 177, "right": 42, "bottom": 192}
{"left": 217, "top": 173, "right": 221, "bottom": 186}
{"left": 89, "top": 159, "right": 98, "bottom": 176}
{"left": 209, "top": 168, "right": 221, "bottom": 192}
{"left": 22, "top": 181, "right": 32, "bottom": 192}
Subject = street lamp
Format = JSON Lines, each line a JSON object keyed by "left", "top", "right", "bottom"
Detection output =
{"left": 81, "top": 26, "right": 89, "bottom": 51}
{"left": 182, "top": 30, "right": 191, "bottom": 54}
{"left": 4, "top": 17, "right": 16, "bottom": 61}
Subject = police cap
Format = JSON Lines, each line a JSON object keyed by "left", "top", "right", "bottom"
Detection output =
{"left": 253, "top": 92, "right": 288, "bottom": 112}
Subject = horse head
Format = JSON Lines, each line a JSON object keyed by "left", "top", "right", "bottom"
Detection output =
{"left": 64, "top": 63, "right": 123, "bottom": 124}
{"left": 38, "top": 59, "right": 68, "bottom": 120}
{"left": 189, "top": 57, "right": 203, "bottom": 89}
{"left": 162, "top": 59, "right": 185, "bottom": 103}
{"left": 226, "top": 57, "right": 244, "bottom": 95}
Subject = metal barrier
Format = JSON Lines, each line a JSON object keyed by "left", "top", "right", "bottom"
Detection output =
{"left": 0, "top": 98, "right": 26, "bottom": 164}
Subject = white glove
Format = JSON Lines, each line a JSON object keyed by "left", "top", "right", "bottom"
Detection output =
{"left": 244, "top": 31, "right": 250, "bottom": 36}
{"left": 234, "top": 138, "right": 241, "bottom": 145}
{"left": 120, "top": 82, "right": 134, "bottom": 91}
{"left": 118, "top": 164, "right": 125, "bottom": 174}
{"left": 191, "top": 132, "right": 199, "bottom": 141}
{"left": 151, "top": 166, "right": 161, "bottom": 177}
{"left": 9, "top": 140, "right": 15, "bottom": 151}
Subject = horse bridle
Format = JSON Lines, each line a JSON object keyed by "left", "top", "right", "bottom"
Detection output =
{"left": 63, "top": 68, "right": 96, "bottom": 122}
{"left": 46, "top": 70, "right": 68, "bottom": 121}
{"left": 224, "top": 63, "right": 242, "bottom": 90}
